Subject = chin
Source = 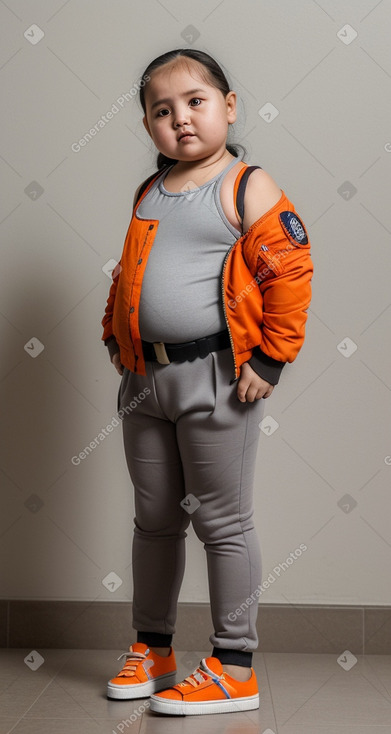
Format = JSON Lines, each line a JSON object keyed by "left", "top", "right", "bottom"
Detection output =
{"left": 174, "top": 152, "right": 199, "bottom": 162}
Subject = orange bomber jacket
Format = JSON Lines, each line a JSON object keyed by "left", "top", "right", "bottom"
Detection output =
{"left": 101, "top": 164, "right": 313, "bottom": 385}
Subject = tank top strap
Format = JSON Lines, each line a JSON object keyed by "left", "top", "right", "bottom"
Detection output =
{"left": 233, "top": 164, "right": 263, "bottom": 225}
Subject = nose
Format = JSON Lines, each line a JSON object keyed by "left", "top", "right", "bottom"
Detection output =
{"left": 173, "top": 105, "right": 190, "bottom": 128}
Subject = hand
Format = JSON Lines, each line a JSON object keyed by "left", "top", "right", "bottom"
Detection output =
{"left": 112, "top": 352, "right": 124, "bottom": 376}
{"left": 237, "top": 362, "right": 274, "bottom": 402}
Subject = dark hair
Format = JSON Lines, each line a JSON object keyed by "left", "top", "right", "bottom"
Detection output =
{"left": 139, "top": 48, "right": 246, "bottom": 169}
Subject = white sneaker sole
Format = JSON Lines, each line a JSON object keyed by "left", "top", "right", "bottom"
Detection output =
{"left": 107, "top": 671, "right": 177, "bottom": 700}
{"left": 149, "top": 692, "right": 259, "bottom": 715}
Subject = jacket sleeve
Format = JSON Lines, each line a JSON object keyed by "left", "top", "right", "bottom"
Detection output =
{"left": 104, "top": 334, "right": 120, "bottom": 361}
{"left": 101, "top": 259, "right": 122, "bottom": 356}
{"left": 246, "top": 198, "right": 313, "bottom": 384}
{"left": 248, "top": 347, "right": 286, "bottom": 385}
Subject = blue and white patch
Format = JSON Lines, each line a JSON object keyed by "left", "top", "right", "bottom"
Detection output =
{"left": 279, "top": 211, "right": 308, "bottom": 246}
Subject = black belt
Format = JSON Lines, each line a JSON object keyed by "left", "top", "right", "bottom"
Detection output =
{"left": 142, "top": 329, "right": 231, "bottom": 365}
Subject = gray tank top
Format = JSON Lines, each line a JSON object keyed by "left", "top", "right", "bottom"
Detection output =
{"left": 136, "top": 155, "right": 243, "bottom": 342}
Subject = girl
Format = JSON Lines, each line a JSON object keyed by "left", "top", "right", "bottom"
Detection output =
{"left": 101, "top": 48, "right": 313, "bottom": 717}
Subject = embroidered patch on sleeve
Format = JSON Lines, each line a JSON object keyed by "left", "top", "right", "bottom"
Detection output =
{"left": 279, "top": 211, "right": 309, "bottom": 246}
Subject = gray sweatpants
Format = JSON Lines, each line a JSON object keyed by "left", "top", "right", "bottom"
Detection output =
{"left": 118, "top": 346, "right": 265, "bottom": 653}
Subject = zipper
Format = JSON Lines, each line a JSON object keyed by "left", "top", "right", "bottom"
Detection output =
{"left": 220, "top": 161, "right": 252, "bottom": 382}
{"left": 221, "top": 243, "right": 239, "bottom": 382}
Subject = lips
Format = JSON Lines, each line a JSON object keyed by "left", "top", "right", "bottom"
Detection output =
{"left": 178, "top": 132, "right": 195, "bottom": 141}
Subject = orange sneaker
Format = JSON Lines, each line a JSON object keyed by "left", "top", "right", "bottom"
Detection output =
{"left": 149, "top": 656, "right": 259, "bottom": 715}
{"left": 107, "top": 642, "right": 177, "bottom": 700}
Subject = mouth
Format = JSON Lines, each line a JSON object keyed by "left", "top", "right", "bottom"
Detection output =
{"left": 178, "top": 132, "right": 195, "bottom": 141}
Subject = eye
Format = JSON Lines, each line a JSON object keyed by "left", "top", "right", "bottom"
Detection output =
{"left": 190, "top": 97, "right": 202, "bottom": 106}
{"left": 156, "top": 108, "right": 170, "bottom": 117}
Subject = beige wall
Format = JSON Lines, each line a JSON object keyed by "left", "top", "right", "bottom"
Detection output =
{"left": 1, "top": 0, "right": 390, "bottom": 607}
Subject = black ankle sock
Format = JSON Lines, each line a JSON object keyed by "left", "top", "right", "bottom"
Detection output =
{"left": 212, "top": 647, "right": 253, "bottom": 668}
{"left": 136, "top": 631, "right": 173, "bottom": 648}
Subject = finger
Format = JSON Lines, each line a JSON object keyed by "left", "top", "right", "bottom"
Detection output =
{"left": 246, "top": 386, "right": 259, "bottom": 403}
{"left": 250, "top": 385, "right": 268, "bottom": 401}
{"left": 237, "top": 379, "right": 249, "bottom": 402}
{"left": 262, "top": 386, "right": 274, "bottom": 399}
{"left": 254, "top": 389, "right": 267, "bottom": 401}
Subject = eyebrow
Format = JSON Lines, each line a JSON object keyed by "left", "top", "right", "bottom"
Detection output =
{"left": 150, "top": 88, "right": 206, "bottom": 111}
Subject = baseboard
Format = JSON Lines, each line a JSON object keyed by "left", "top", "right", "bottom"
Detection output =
{"left": 1, "top": 601, "right": 390, "bottom": 653}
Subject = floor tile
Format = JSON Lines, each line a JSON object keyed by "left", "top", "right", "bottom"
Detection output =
{"left": 0, "top": 721, "right": 21, "bottom": 734}
{"left": 24, "top": 649, "right": 152, "bottom": 721}
{"left": 264, "top": 652, "right": 391, "bottom": 728}
{"left": 362, "top": 654, "right": 391, "bottom": 696}
{"left": 5, "top": 719, "right": 140, "bottom": 734}
{"left": 277, "top": 728, "right": 391, "bottom": 734}
{"left": 144, "top": 710, "right": 263, "bottom": 733}
{"left": 0, "top": 649, "right": 389, "bottom": 734}
{"left": 0, "top": 649, "right": 75, "bottom": 716}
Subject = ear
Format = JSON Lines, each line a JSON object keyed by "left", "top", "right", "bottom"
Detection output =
{"left": 143, "top": 115, "right": 152, "bottom": 137}
{"left": 225, "top": 90, "right": 237, "bottom": 125}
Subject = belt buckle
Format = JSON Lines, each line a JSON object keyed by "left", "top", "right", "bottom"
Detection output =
{"left": 153, "top": 342, "right": 171, "bottom": 365}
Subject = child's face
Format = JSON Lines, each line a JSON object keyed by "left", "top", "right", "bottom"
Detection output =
{"left": 142, "top": 61, "right": 236, "bottom": 162}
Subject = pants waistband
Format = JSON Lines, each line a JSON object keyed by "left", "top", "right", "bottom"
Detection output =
{"left": 141, "top": 329, "right": 231, "bottom": 365}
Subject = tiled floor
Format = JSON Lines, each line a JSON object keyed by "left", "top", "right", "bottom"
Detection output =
{"left": 0, "top": 648, "right": 390, "bottom": 733}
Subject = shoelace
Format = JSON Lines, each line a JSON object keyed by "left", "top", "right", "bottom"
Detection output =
{"left": 180, "top": 660, "right": 234, "bottom": 701}
{"left": 116, "top": 650, "right": 148, "bottom": 677}
{"left": 181, "top": 661, "right": 219, "bottom": 688}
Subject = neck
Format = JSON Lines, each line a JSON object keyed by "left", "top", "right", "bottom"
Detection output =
{"left": 172, "top": 148, "right": 234, "bottom": 178}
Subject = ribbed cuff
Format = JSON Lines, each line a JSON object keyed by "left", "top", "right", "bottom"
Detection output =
{"left": 104, "top": 335, "right": 120, "bottom": 361}
{"left": 248, "top": 346, "right": 286, "bottom": 385}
